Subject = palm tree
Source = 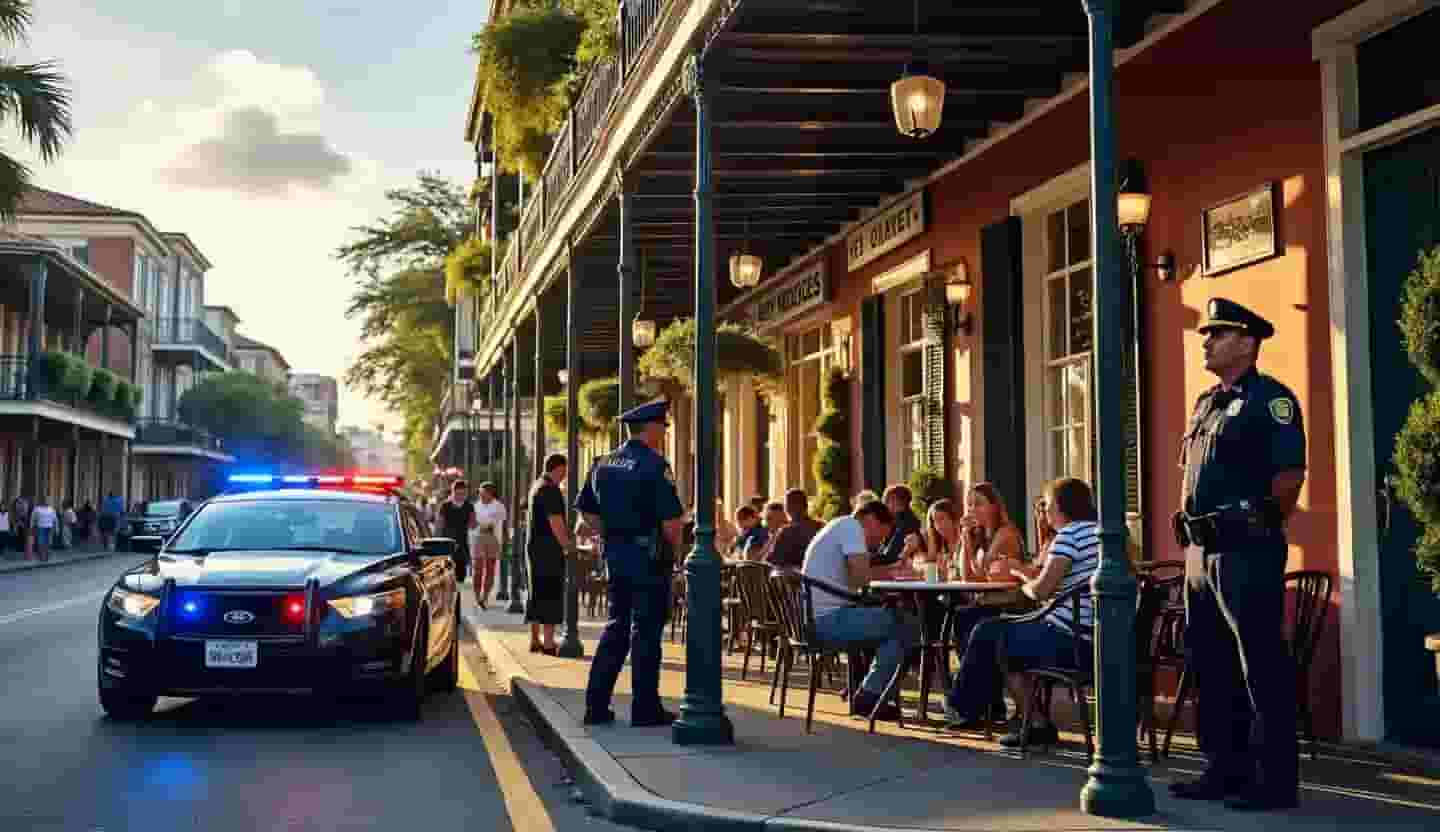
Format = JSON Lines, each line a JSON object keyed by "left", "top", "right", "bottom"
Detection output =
{"left": 0, "top": 1, "right": 70, "bottom": 218}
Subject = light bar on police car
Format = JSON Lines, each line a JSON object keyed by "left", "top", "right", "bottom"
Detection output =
{"left": 226, "top": 473, "right": 405, "bottom": 488}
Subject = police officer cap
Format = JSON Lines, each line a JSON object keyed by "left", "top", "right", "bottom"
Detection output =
{"left": 619, "top": 399, "right": 671, "bottom": 425}
{"left": 1197, "top": 297, "right": 1274, "bottom": 340}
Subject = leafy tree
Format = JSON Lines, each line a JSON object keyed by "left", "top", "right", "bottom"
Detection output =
{"left": 178, "top": 371, "right": 333, "bottom": 469}
{"left": 0, "top": 1, "right": 72, "bottom": 219}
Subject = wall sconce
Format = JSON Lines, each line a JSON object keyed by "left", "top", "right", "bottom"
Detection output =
{"left": 944, "top": 262, "right": 974, "bottom": 336}
{"left": 1117, "top": 159, "right": 1177, "bottom": 282}
{"left": 557, "top": 369, "right": 569, "bottom": 386}
{"left": 835, "top": 332, "right": 854, "bottom": 375}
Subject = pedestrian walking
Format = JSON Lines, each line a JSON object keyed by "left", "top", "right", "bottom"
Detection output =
{"left": 1169, "top": 298, "right": 1306, "bottom": 812}
{"left": 60, "top": 499, "right": 77, "bottom": 550}
{"left": 30, "top": 495, "right": 58, "bottom": 562}
{"left": 13, "top": 494, "right": 29, "bottom": 558}
{"left": 98, "top": 491, "right": 122, "bottom": 551}
{"left": 77, "top": 501, "right": 95, "bottom": 545}
{"left": 472, "top": 482, "right": 507, "bottom": 609}
{"left": 437, "top": 480, "right": 477, "bottom": 588}
{"left": 576, "top": 400, "right": 685, "bottom": 727}
{"left": 0, "top": 501, "right": 11, "bottom": 556}
{"left": 526, "top": 454, "right": 572, "bottom": 655}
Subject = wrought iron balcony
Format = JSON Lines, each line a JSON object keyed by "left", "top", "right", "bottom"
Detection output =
{"left": 135, "top": 418, "right": 226, "bottom": 452}
{"left": 0, "top": 353, "right": 137, "bottom": 424}
{"left": 149, "top": 317, "right": 231, "bottom": 367}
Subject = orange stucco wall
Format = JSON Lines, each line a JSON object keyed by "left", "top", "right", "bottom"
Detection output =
{"left": 83, "top": 237, "right": 137, "bottom": 379}
{"left": 754, "top": 0, "right": 1356, "bottom": 737}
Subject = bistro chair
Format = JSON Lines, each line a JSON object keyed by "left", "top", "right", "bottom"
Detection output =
{"left": 1160, "top": 569, "right": 1333, "bottom": 760}
{"left": 768, "top": 569, "right": 889, "bottom": 733}
{"left": 669, "top": 570, "right": 687, "bottom": 643}
{"left": 733, "top": 562, "right": 782, "bottom": 681}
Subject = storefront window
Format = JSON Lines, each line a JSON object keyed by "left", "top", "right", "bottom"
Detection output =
{"left": 1043, "top": 198, "right": 1094, "bottom": 484}
{"left": 898, "top": 289, "right": 927, "bottom": 480}
{"left": 787, "top": 326, "right": 834, "bottom": 496}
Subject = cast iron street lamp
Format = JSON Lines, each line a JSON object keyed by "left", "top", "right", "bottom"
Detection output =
{"left": 1079, "top": 0, "right": 1155, "bottom": 818}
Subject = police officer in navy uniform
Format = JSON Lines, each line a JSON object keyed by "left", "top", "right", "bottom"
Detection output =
{"left": 576, "top": 399, "right": 686, "bottom": 727}
{"left": 1170, "top": 298, "right": 1306, "bottom": 811}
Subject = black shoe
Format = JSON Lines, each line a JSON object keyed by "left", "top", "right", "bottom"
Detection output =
{"left": 1224, "top": 789, "right": 1299, "bottom": 812}
{"left": 851, "top": 692, "right": 901, "bottom": 721}
{"left": 529, "top": 642, "right": 544, "bottom": 654}
{"left": 582, "top": 708, "right": 616, "bottom": 726}
{"left": 631, "top": 708, "right": 676, "bottom": 727}
{"left": 1169, "top": 775, "right": 1248, "bottom": 801}
{"left": 999, "top": 721, "right": 1059, "bottom": 748}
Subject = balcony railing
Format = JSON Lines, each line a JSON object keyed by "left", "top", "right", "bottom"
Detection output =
{"left": 135, "top": 418, "right": 226, "bottom": 452}
{"left": 150, "top": 317, "right": 231, "bottom": 366}
{"left": 477, "top": 0, "right": 671, "bottom": 339}
{"left": 0, "top": 353, "right": 136, "bottom": 424}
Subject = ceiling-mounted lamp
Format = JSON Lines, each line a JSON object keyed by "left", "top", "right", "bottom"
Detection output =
{"left": 729, "top": 216, "right": 763, "bottom": 289}
{"left": 891, "top": 0, "right": 945, "bottom": 139}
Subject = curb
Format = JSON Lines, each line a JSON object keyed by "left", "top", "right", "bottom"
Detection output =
{"left": 0, "top": 549, "right": 127, "bottom": 575}
{"left": 463, "top": 605, "right": 921, "bottom": 832}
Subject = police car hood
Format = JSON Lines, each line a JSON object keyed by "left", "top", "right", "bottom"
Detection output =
{"left": 156, "top": 550, "right": 391, "bottom": 588}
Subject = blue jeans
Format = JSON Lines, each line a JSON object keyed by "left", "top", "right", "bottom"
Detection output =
{"left": 946, "top": 618, "right": 1089, "bottom": 719}
{"left": 814, "top": 606, "right": 919, "bottom": 696}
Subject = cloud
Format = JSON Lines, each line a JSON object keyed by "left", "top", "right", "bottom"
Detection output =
{"left": 160, "top": 106, "right": 352, "bottom": 194}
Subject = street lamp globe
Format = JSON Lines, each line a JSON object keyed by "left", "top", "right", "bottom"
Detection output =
{"left": 729, "top": 252, "right": 763, "bottom": 289}
{"left": 632, "top": 318, "right": 656, "bottom": 348}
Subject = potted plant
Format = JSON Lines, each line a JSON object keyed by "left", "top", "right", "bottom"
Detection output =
{"left": 88, "top": 366, "right": 118, "bottom": 407}
{"left": 907, "top": 462, "right": 952, "bottom": 519}
{"left": 1392, "top": 244, "right": 1440, "bottom": 682}
{"left": 812, "top": 367, "right": 851, "bottom": 521}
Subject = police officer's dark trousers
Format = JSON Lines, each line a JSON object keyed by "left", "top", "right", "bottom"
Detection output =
{"left": 585, "top": 572, "right": 671, "bottom": 714}
{"left": 1186, "top": 542, "right": 1297, "bottom": 796}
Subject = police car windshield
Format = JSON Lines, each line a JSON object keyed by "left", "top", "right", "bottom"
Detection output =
{"left": 167, "top": 499, "right": 400, "bottom": 556}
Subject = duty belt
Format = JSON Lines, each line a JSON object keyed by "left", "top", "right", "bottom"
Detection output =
{"left": 1173, "top": 500, "right": 1279, "bottom": 552}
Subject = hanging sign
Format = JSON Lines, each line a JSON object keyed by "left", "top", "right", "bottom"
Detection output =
{"left": 847, "top": 191, "right": 926, "bottom": 271}
{"left": 751, "top": 261, "right": 828, "bottom": 330}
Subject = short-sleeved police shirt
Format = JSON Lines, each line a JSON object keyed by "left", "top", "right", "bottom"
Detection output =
{"left": 576, "top": 439, "right": 684, "bottom": 577}
{"left": 1181, "top": 366, "right": 1306, "bottom": 516}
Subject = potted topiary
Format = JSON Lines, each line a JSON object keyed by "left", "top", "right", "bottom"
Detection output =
{"left": 812, "top": 366, "right": 851, "bottom": 521}
{"left": 1392, "top": 244, "right": 1440, "bottom": 683}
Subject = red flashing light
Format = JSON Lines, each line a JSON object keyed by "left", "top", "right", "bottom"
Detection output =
{"left": 351, "top": 475, "right": 404, "bottom": 486}
{"left": 281, "top": 593, "right": 307, "bottom": 625}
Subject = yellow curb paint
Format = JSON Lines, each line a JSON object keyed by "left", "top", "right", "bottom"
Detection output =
{"left": 460, "top": 653, "right": 558, "bottom": 832}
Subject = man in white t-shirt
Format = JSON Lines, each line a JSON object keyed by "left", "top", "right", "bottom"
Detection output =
{"left": 801, "top": 500, "right": 918, "bottom": 720}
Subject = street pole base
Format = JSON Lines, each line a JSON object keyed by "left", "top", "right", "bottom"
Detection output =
{"left": 671, "top": 711, "right": 734, "bottom": 746}
{"left": 1080, "top": 769, "right": 1155, "bottom": 819}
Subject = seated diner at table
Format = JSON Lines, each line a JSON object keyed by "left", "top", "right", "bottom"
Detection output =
{"left": 957, "top": 482, "right": 1025, "bottom": 580}
{"left": 943, "top": 477, "right": 1100, "bottom": 746}
{"left": 874, "top": 485, "right": 922, "bottom": 568}
{"left": 801, "top": 500, "right": 920, "bottom": 720}
{"left": 764, "top": 489, "right": 822, "bottom": 569}
{"left": 733, "top": 504, "right": 768, "bottom": 560}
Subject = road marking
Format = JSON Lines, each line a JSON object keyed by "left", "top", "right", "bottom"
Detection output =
{"left": 460, "top": 653, "right": 559, "bottom": 832}
{"left": 0, "top": 591, "right": 107, "bottom": 626}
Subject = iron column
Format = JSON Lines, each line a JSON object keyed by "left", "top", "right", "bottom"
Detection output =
{"left": 617, "top": 166, "right": 636, "bottom": 412}
{"left": 508, "top": 344, "right": 526, "bottom": 613}
{"left": 558, "top": 255, "right": 585, "bottom": 658}
{"left": 672, "top": 54, "right": 734, "bottom": 746}
{"left": 1079, "top": 0, "right": 1155, "bottom": 818}
{"left": 493, "top": 368, "right": 510, "bottom": 602}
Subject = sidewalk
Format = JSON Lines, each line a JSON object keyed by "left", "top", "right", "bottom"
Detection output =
{"left": 0, "top": 542, "right": 127, "bottom": 574}
{"left": 463, "top": 602, "right": 1440, "bottom": 832}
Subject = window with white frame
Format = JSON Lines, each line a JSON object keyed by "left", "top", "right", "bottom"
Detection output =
{"left": 1042, "top": 198, "right": 1094, "bottom": 484}
{"left": 786, "top": 326, "right": 834, "bottom": 496}
{"left": 897, "top": 288, "right": 928, "bottom": 481}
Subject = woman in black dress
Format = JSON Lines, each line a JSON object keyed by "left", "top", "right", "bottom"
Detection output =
{"left": 526, "top": 454, "right": 572, "bottom": 654}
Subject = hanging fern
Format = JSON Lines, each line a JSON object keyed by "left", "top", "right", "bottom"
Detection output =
{"left": 576, "top": 375, "right": 658, "bottom": 433}
{"left": 444, "top": 236, "right": 494, "bottom": 305}
{"left": 638, "top": 318, "right": 783, "bottom": 390}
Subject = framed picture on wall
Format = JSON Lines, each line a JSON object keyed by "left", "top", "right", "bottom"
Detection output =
{"left": 1201, "top": 182, "right": 1280, "bottom": 276}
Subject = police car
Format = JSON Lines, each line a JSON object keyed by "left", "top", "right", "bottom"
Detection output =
{"left": 97, "top": 473, "right": 461, "bottom": 721}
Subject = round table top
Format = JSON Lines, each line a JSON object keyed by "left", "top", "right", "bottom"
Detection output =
{"left": 868, "top": 580, "right": 1022, "bottom": 593}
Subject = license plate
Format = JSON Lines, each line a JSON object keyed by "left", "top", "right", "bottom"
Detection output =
{"left": 205, "top": 640, "right": 258, "bottom": 669}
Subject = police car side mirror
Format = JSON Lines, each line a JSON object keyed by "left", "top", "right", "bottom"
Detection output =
{"left": 417, "top": 538, "right": 456, "bottom": 558}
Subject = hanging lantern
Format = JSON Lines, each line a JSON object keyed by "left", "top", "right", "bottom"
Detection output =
{"left": 632, "top": 318, "right": 656, "bottom": 348}
{"left": 729, "top": 252, "right": 763, "bottom": 289}
{"left": 891, "top": 63, "right": 945, "bottom": 139}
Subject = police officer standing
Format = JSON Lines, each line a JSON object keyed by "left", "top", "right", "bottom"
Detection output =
{"left": 1170, "top": 299, "right": 1306, "bottom": 811}
{"left": 576, "top": 400, "right": 686, "bottom": 727}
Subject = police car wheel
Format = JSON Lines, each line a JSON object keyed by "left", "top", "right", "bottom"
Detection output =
{"left": 435, "top": 609, "right": 460, "bottom": 693}
{"left": 391, "top": 620, "right": 428, "bottom": 722}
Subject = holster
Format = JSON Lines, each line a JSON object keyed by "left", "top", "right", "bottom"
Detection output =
{"left": 1175, "top": 501, "right": 1281, "bottom": 552}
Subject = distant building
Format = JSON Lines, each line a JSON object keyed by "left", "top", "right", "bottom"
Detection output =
{"left": 340, "top": 426, "right": 406, "bottom": 474}
{"left": 232, "top": 333, "right": 291, "bottom": 387}
{"left": 288, "top": 372, "right": 338, "bottom": 434}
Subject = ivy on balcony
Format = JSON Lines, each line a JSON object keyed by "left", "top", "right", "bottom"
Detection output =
{"left": 444, "top": 236, "right": 496, "bottom": 305}
{"left": 472, "top": 0, "right": 618, "bottom": 178}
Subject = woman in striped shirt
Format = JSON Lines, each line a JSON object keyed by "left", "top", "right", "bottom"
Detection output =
{"left": 944, "top": 477, "right": 1100, "bottom": 747}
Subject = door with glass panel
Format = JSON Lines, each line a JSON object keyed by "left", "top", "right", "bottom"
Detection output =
{"left": 1042, "top": 198, "right": 1094, "bottom": 485}
{"left": 787, "top": 327, "right": 832, "bottom": 496}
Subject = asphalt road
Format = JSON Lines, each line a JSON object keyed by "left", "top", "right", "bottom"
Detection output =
{"left": 0, "top": 557, "right": 630, "bottom": 832}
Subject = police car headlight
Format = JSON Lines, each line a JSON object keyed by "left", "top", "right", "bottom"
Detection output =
{"left": 107, "top": 587, "right": 160, "bottom": 619}
{"left": 328, "top": 588, "right": 405, "bottom": 618}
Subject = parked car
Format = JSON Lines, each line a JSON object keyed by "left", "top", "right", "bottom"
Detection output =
{"left": 124, "top": 499, "right": 196, "bottom": 551}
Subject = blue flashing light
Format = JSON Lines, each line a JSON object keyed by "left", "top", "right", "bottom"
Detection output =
{"left": 282, "top": 475, "right": 311, "bottom": 483}
{"left": 181, "top": 599, "right": 201, "bottom": 616}
{"left": 228, "top": 474, "right": 275, "bottom": 483}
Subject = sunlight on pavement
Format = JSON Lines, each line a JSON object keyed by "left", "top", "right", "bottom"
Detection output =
{"left": 459, "top": 654, "right": 557, "bottom": 832}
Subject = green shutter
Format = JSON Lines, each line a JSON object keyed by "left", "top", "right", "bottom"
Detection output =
{"left": 860, "top": 295, "right": 886, "bottom": 490}
{"left": 1123, "top": 253, "right": 1147, "bottom": 545}
{"left": 980, "top": 217, "right": 1028, "bottom": 533}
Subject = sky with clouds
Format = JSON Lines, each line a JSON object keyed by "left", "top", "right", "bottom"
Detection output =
{"left": 14, "top": 0, "right": 489, "bottom": 437}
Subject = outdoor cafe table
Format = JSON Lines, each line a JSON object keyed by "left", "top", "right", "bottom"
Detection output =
{"left": 864, "top": 580, "right": 1024, "bottom": 726}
